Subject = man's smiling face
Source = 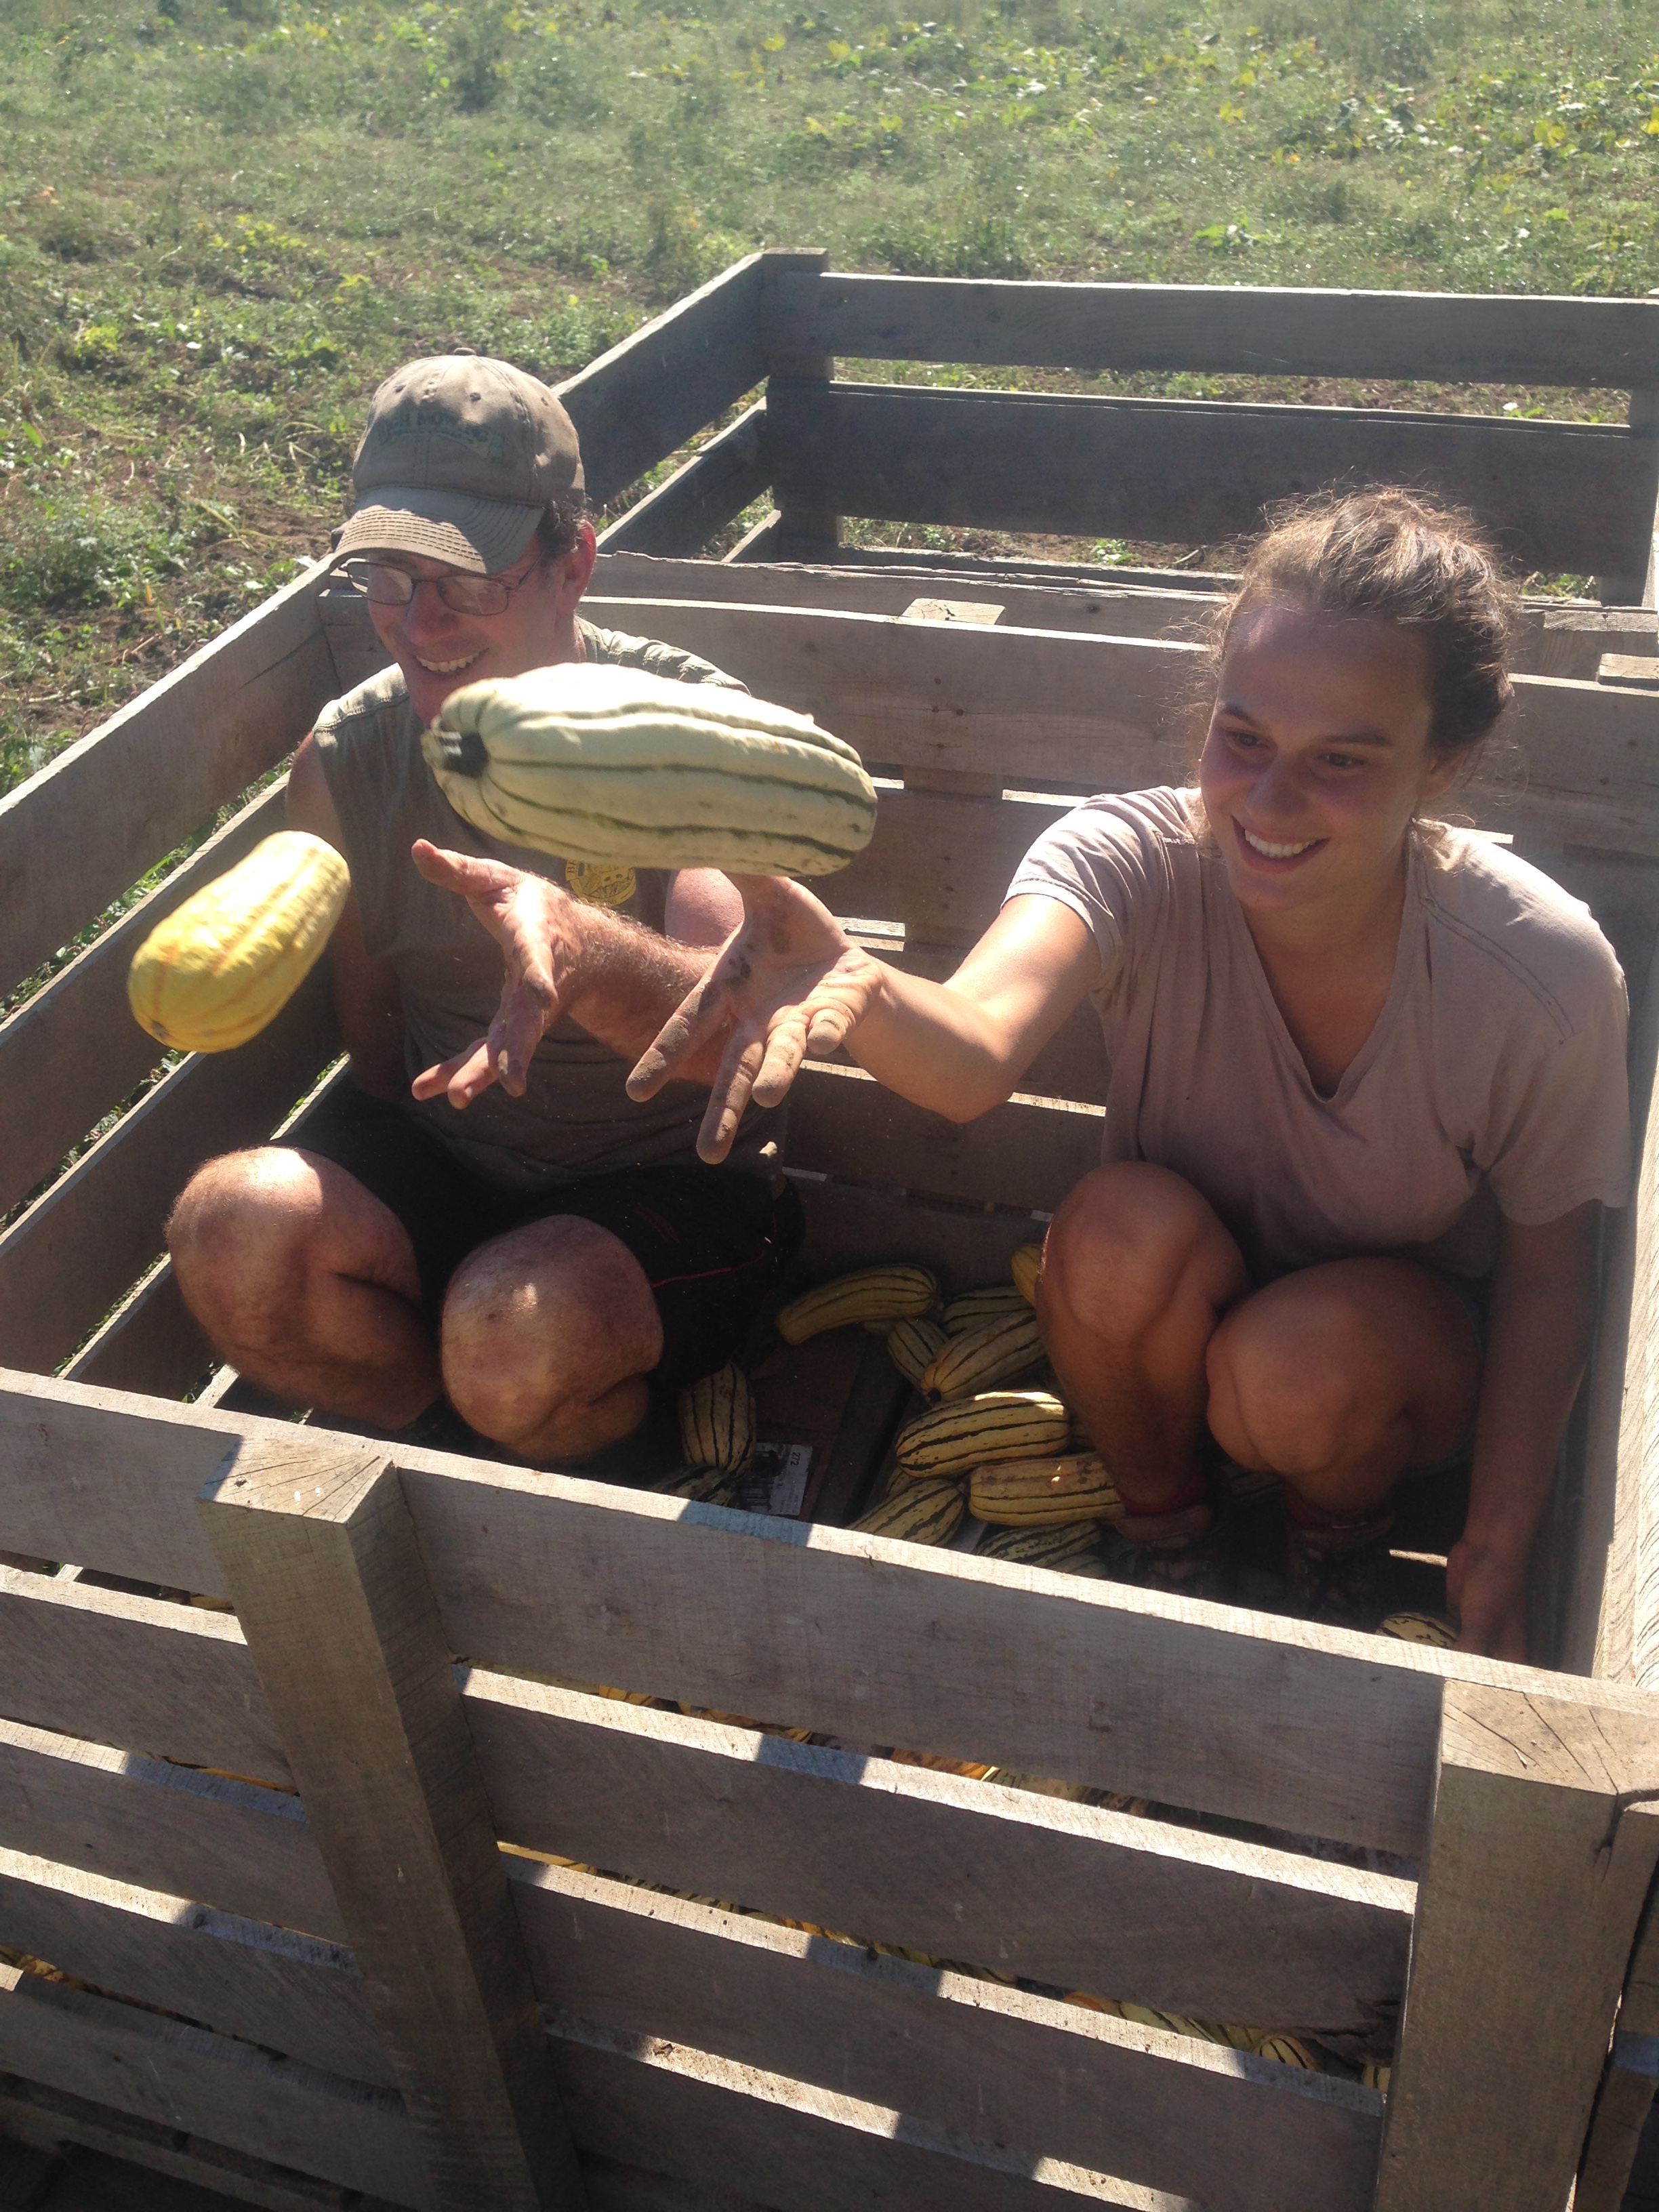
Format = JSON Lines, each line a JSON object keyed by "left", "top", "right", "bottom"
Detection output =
{"left": 365, "top": 530, "right": 594, "bottom": 724}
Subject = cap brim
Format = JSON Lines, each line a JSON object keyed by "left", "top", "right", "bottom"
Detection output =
{"left": 333, "top": 485, "right": 543, "bottom": 574}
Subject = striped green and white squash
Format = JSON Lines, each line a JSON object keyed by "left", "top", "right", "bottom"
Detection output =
{"left": 422, "top": 662, "right": 877, "bottom": 875}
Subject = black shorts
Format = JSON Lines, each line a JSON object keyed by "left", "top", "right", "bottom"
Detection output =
{"left": 294, "top": 1086, "right": 803, "bottom": 1388}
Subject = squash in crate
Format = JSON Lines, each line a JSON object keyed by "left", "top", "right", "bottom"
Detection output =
{"left": 776, "top": 1265, "right": 939, "bottom": 1344}
{"left": 941, "top": 1284, "right": 1029, "bottom": 1334}
{"left": 127, "top": 830, "right": 350, "bottom": 1054}
{"left": 886, "top": 1315, "right": 950, "bottom": 1393}
{"left": 895, "top": 1391, "right": 1071, "bottom": 1481}
{"left": 422, "top": 662, "right": 878, "bottom": 874}
{"left": 678, "top": 1364, "right": 756, "bottom": 1475}
{"left": 923, "top": 1311, "right": 1046, "bottom": 1400}
{"left": 970, "top": 1454, "right": 1124, "bottom": 1527}
{"left": 853, "top": 1478, "right": 967, "bottom": 1547}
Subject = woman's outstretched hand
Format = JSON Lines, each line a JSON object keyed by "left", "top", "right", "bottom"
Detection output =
{"left": 407, "top": 840, "right": 582, "bottom": 1107}
{"left": 629, "top": 873, "right": 886, "bottom": 1163}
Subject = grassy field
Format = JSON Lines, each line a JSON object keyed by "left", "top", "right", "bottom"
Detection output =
{"left": 3, "top": 0, "right": 1658, "bottom": 807}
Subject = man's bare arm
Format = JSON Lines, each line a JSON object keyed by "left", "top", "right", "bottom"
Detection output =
{"left": 287, "top": 736, "right": 407, "bottom": 1098}
{"left": 407, "top": 845, "right": 743, "bottom": 1109}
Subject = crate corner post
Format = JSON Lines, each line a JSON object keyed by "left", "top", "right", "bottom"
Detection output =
{"left": 196, "top": 1433, "right": 588, "bottom": 2212}
{"left": 1375, "top": 1677, "right": 1659, "bottom": 2212}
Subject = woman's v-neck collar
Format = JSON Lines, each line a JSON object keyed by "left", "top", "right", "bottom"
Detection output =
{"left": 1221, "top": 834, "right": 1425, "bottom": 1108}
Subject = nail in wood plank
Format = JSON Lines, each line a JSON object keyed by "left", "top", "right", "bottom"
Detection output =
{"left": 197, "top": 1435, "right": 587, "bottom": 2212}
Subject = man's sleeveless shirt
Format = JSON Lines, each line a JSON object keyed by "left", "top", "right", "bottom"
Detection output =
{"left": 310, "top": 619, "right": 778, "bottom": 1191}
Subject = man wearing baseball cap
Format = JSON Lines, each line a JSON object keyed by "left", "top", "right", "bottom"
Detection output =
{"left": 167, "top": 355, "right": 799, "bottom": 1468}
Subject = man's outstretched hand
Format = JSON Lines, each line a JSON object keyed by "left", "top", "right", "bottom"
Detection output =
{"left": 409, "top": 840, "right": 586, "bottom": 1107}
{"left": 628, "top": 874, "right": 885, "bottom": 1163}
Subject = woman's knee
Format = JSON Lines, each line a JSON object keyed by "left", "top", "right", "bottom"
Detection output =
{"left": 1206, "top": 1278, "right": 1390, "bottom": 1472}
{"left": 1044, "top": 1163, "right": 1244, "bottom": 1331}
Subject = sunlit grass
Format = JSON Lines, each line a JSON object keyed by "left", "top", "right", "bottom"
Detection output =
{"left": 3, "top": 0, "right": 1656, "bottom": 794}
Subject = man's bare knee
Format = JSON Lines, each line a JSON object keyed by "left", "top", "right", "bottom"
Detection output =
{"left": 1044, "top": 1163, "right": 1243, "bottom": 1335}
{"left": 441, "top": 1217, "right": 661, "bottom": 1450}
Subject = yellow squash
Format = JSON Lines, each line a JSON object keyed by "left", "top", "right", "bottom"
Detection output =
{"left": 127, "top": 831, "right": 348, "bottom": 1053}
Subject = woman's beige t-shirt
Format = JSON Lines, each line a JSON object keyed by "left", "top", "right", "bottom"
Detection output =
{"left": 1006, "top": 785, "right": 1631, "bottom": 1282}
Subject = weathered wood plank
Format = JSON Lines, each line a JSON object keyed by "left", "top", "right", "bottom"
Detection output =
{"left": 1575, "top": 1878, "right": 1659, "bottom": 2212}
{"left": 12, "top": 1373, "right": 1659, "bottom": 1858}
{"left": 592, "top": 549, "right": 1225, "bottom": 636}
{"left": 0, "top": 960, "right": 340, "bottom": 1376}
{"left": 198, "top": 1437, "right": 586, "bottom": 2212}
{"left": 474, "top": 1673, "right": 1412, "bottom": 2036}
{"left": 596, "top": 406, "right": 768, "bottom": 559}
{"left": 832, "top": 784, "right": 1069, "bottom": 948}
{"left": 0, "top": 1713, "right": 340, "bottom": 1939}
{"left": 0, "top": 1563, "right": 289, "bottom": 1782}
{"left": 550, "top": 2010, "right": 1351, "bottom": 2212}
{"left": 0, "top": 562, "right": 334, "bottom": 1003}
{"left": 511, "top": 1862, "right": 1382, "bottom": 2212}
{"left": 577, "top": 598, "right": 1659, "bottom": 861}
{"left": 1374, "top": 1685, "right": 1659, "bottom": 2212}
{"left": 0, "top": 782, "right": 289, "bottom": 1219}
{"left": 785, "top": 1060, "right": 1103, "bottom": 1210}
{"left": 553, "top": 251, "right": 777, "bottom": 509}
{"left": 762, "top": 271, "right": 1659, "bottom": 388}
{"left": 60, "top": 1261, "right": 215, "bottom": 1401}
{"left": 0, "top": 1962, "right": 429, "bottom": 2208}
{"left": 790, "top": 1176, "right": 1047, "bottom": 1283}
{"left": 0, "top": 1843, "right": 386, "bottom": 2086}
{"left": 767, "top": 380, "right": 1659, "bottom": 584}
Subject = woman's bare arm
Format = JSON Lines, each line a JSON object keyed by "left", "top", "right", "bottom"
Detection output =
{"left": 1448, "top": 1203, "right": 1601, "bottom": 1660}
{"left": 627, "top": 876, "right": 1103, "bottom": 1162}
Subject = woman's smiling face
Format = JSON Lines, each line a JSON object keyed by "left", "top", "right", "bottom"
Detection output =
{"left": 1198, "top": 599, "right": 1461, "bottom": 920}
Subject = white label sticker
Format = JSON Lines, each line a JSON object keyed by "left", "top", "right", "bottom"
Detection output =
{"left": 739, "top": 1442, "right": 813, "bottom": 1518}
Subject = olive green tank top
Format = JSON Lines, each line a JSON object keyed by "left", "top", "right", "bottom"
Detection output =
{"left": 311, "top": 619, "right": 781, "bottom": 1191}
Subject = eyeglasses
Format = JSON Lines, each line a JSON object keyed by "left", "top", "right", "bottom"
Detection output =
{"left": 338, "top": 558, "right": 543, "bottom": 617}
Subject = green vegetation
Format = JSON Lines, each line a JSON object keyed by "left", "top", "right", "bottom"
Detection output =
{"left": 3, "top": 0, "right": 1658, "bottom": 798}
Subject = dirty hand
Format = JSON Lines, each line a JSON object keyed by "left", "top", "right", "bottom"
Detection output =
{"left": 408, "top": 840, "right": 587, "bottom": 1107}
{"left": 628, "top": 873, "right": 884, "bottom": 1164}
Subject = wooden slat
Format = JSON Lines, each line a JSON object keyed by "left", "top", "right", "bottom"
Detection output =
{"left": 766, "top": 380, "right": 1659, "bottom": 583}
{"left": 0, "top": 1844, "right": 386, "bottom": 2086}
{"left": 11, "top": 1373, "right": 1659, "bottom": 1857}
{"left": 762, "top": 271, "right": 1659, "bottom": 388}
{"left": 512, "top": 1864, "right": 1381, "bottom": 2212}
{"left": 596, "top": 405, "right": 769, "bottom": 559}
{"left": 0, "top": 1563, "right": 290, "bottom": 1783}
{"left": 553, "top": 251, "right": 779, "bottom": 508}
{"left": 832, "top": 784, "right": 1068, "bottom": 949}
{"left": 0, "top": 782, "right": 289, "bottom": 1219}
{"left": 790, "top": 1176, "right": 1047, "bottom": 1282}
{"left": 1576, "top": 1879, "right": 1659, "bottom": 2212}
{"left": 785, "top": 1060, "right": 1103, "bottom": 1210}
{"left": 592, "top": 548, "right": 1226, "bottom": 636}
{"left": 0, "top": 960, "right": 340, "bottom": 1376}
{"left": 60, "top": 1261, "right": 213, "bottom": 1400}
{"left": 0, "top": 1963, "right": 428, "bottom": 2208}
{"left": 0, "top": 2075, "right": 419, "bottom": 2212}
{"left": 0, "top": 561, "right": 333, "bottom": 1002}
{"left": 548, "top": 2010, "right": 1345, "bottom": 2212}
{"left": 199, "top": 1438, "right": 585, "bottom": 2212}
{"left": 472, "top": 1673, "right": 1412, "bottom": 2036}
{"left": 0, "top": 1714, "right": 340, "bottom": 1938}
{"left": 1374, "top": 1685, "right": 1659, "bottom": 2212}
{"left": 577, "top": 597, "right": 1659, "bottom": 862}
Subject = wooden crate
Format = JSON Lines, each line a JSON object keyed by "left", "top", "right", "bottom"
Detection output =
{"left": 5, "top": 256, "right": 1659, "bottom": 2212}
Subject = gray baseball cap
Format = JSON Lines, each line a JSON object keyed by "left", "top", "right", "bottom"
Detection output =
{"left": 335, "top": 354, "right": 585, "bottom": 574}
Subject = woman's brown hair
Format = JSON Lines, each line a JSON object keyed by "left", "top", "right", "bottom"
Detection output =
{"left": 1216, "top": 489, "right": 1519, "bottom": 761}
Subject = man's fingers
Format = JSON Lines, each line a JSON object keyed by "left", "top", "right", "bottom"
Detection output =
{"left": 696, "top": 1029, "right": 766, "bottom": 1164}
{"left": 411, "top": 839, "right": 519, "bottom": 898}
{"left": 411, "top": 1040, "right": 498, "bottom": 1108}
{"left": 749, "top": 1017, "right": 809, "bottom": 1109}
